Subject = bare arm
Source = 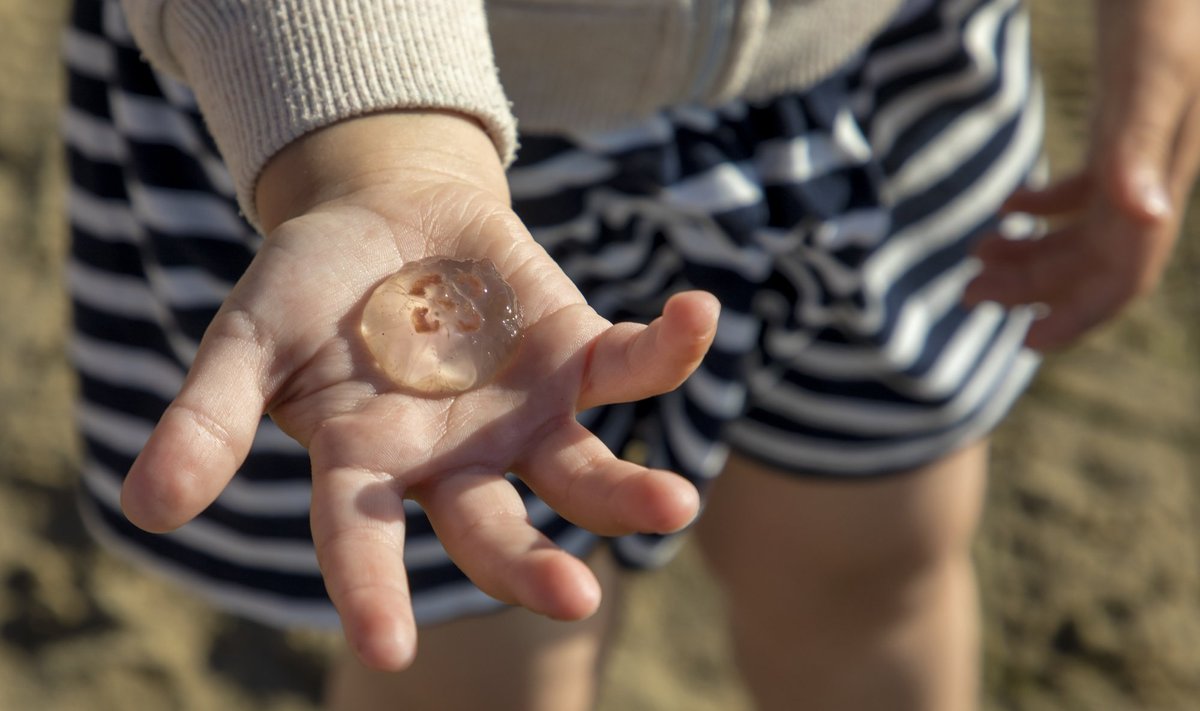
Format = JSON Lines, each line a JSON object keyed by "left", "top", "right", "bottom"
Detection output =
{"left": 965, "top": 0, "right": 1200, "bottom": 350}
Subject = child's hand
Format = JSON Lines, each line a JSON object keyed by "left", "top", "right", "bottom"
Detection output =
{"left": 964, "top": 0, "right": 1200, "bottom": 351}
{"left": 118, "top": 111, "right": 719, "bottom": 670}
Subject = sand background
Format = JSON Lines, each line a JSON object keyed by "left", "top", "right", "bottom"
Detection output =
{"left": 3, "top": 1, "right": 1200, "bottom": 709}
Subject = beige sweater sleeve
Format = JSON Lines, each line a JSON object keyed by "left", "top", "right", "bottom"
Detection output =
{"left": 120, "top": 0, "right": 516, "bottom": 230}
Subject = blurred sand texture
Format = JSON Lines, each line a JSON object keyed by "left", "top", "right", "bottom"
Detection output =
{"left": 3, "top": 1, "right": 1200, "bottom": 709}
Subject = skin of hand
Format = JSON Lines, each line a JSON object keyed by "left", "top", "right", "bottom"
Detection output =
{"left": 117, "top": 110, "right": 720, "bottom": 671}
{"left": 964, "top": 0, "right": 1200, "bottom": 351}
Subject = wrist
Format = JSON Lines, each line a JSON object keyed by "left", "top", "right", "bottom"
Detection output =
{"left": 255, "top": 109, "right": 510, "bottom": 233}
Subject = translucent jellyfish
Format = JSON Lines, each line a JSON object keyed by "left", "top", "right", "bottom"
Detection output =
{"left": 360, "top": 257, "right": 523, "bottom": 395}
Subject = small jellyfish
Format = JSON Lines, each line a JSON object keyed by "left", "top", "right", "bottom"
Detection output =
{"left": 360, "top": 256, "right": 523, "bottom": 395}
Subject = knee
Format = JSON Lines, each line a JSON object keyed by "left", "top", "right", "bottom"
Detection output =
{"left": 696, "top": 446, "right": 987, "bottom": 618}
{"left": 815, "top": 493, "right": 978, "bottom": 597}
{"left": 704, "top": 512, "right": 971, "bottom": 622}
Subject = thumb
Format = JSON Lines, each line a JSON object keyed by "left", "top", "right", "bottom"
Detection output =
{"left": 1103, "top": 143, "right": 1175, "bottom": 226}
{"left": 1092, "top": 3, "right": 1185, "bottom": 224}
{"left": 120, "top": 309, "right": 272, "bottom": 532}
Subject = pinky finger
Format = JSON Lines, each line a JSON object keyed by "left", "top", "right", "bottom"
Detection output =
{"left": 577, "top": 290, "right": 719, "bottom": 411}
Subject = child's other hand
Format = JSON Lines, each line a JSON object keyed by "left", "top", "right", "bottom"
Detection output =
{"left": 964, "top": 0, "right": 1200, "bottom": 351}
{"left": 117, "top": 111, "right": 719, "bottom": 670}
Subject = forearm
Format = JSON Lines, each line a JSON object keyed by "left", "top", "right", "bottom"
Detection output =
{"left": 1092, "top": 0, "right": 1198, "bottom": 118}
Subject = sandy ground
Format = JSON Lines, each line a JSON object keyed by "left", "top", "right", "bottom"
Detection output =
{"left": 3, "top": 1, "right": 1200, "bottom": 709}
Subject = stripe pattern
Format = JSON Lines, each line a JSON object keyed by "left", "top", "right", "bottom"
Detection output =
{"left": 514, "top": 0, "right": 1042, "bottom": 488}
{"left": 65, "top": 0, "right": 1040, "bottom": 629}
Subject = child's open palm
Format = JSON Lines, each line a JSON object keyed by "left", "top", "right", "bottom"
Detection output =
{"left": 118, "top": 112, "right": 719, "bottom": 670}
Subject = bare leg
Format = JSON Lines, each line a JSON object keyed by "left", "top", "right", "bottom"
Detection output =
{"left": 324, "top": 550, "right": 621, "bottom": 711}
{"left": 695, "top": 442, "right": 988, "bottom": 711}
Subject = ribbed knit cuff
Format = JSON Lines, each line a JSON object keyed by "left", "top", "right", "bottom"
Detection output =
{"left": 122, "top": 0, "right": 516, "bottom": 230}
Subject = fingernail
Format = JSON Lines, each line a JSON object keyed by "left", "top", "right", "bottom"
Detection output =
{"left": 999, "top": 212, "right": 1042, "bottom": 240}
{"left": 962, "top": 256, "right": 984, "bottom": 280}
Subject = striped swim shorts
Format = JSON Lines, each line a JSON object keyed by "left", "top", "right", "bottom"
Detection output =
{"left": 65, "top": 0, "right": 1042, "bottom": 628}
